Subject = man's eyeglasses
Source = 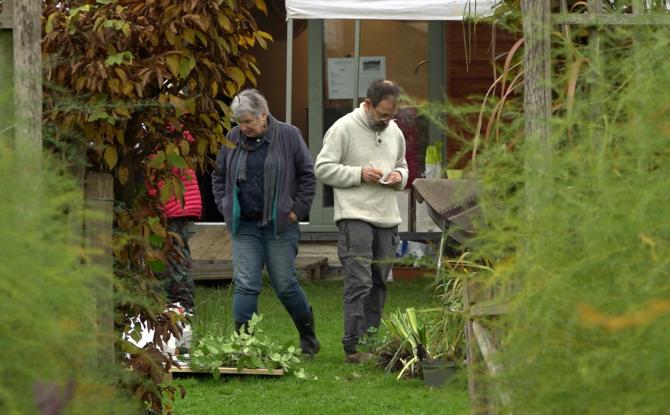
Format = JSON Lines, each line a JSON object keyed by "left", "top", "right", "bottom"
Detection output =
{"left": 371, "top": 106, "right": 397, "bottom": 122}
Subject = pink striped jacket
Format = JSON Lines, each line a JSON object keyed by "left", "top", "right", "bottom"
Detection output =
{"left": 162, "top": 168, "right": 202, "bottom": 219}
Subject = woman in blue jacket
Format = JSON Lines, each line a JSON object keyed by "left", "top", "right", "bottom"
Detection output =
{"left": 211, "top": 89, "right": 319, "bottom": 357}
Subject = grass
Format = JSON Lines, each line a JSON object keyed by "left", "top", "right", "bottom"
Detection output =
{"left": 172, "top": 277, "right": 470, "bottom": 414}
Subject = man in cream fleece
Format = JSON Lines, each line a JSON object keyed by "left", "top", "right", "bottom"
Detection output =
{"left": 315, "top": 80, "right": 408, "bottom": 363}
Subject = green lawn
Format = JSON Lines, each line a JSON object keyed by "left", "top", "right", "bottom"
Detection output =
{"left": 172, "top": 277, "right": 470, "bottom": 415}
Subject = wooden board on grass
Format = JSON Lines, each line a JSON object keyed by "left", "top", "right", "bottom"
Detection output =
{"left": 170, "top": 365, "right": 284, "bottom": 377}
{"left": 192, "top": 257, "right": 330, "bottom": 281}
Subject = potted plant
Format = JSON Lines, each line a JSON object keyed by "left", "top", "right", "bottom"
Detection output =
{"left": 391, "top": 248, "right": 436, "bottom": 281}
{"left": 378, "top": 307, "right": 458, "bottom": 386}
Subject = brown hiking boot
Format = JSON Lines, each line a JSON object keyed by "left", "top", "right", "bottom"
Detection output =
{"left": 344, "top": 352, "right": 377, "bottom": 364}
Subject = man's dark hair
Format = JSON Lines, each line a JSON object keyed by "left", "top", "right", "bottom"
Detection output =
{"left": 366, "top": 80, "right": 401, "bottom": 107}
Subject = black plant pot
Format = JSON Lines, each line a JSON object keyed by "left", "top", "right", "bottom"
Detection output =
{"left": 421, "top": 359, "right": 458, "bottom": 387}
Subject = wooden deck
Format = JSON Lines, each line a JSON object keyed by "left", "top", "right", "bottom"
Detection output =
{"left": 189, "top": 226, "right": 330, "bottom": 281}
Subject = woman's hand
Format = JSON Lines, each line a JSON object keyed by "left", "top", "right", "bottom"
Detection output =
{"left": 288, "top": 210, "right": 299, "bottom": 223}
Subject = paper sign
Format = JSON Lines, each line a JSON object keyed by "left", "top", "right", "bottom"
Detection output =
{"left": 327, "top": 56, "right": 386, "bottom": 99}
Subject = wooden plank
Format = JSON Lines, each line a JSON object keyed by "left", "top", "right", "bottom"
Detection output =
{"left": 190, "top": 227, "right": 228, "bottom": 260}
{"left": 296, "top": 256, "right": 329, "bottom": 280}
{"left": 208, "top": 235, "right": 232, "bottom": 260}
{"left": 463, "top": 281, "right": 478, "bottom": 411}
{"left": 192, "top": 259, "right": 233, "bottom": 280}
{"left": 193, "top": 227, "right": 232, "bottom": 260}
{"left": 472, "top": 321, "right": 511, "bottom": 410}
{"left": 192, "top": 257, "right": 330, "bottom": 281}
{"left": 551, "top": 13, "right": 670, "bottom": 26}
{"left": 0, "top": 0, "right": 13, "bottom": 28}
{"left": 469, "top": 301, "right": 508, "bottom": 317}
{"left": 170, "top": 365, "right": 284, "bottom": 377}
{"left": 464, "top": 283, "right": 495, "bottom": 415}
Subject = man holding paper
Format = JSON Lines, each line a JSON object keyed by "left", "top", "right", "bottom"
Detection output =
{"left": 315, "top": 79, "right": 408, "bottom": 363}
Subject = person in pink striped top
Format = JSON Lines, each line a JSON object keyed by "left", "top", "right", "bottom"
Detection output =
{"left": 147, "top": 126, "right": 202, "bottom": 317}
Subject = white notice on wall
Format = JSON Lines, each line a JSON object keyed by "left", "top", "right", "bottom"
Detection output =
{"left": 327, "top": 58, "right": 355, "bottom": 100}
{"left": 357, "top": 56, "right": 385, "bottom": 97}
{"left": 327, "top": 56, "right": 386, "bottom": 100}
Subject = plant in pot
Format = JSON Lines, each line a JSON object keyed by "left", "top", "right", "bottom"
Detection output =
{"left": 378, "top": 307, "right": 453, "bottom": 385}
{"left": 391, "top": 252, "right": 436, "bottom": 281}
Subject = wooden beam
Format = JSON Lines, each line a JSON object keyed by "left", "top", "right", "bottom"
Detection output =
{"left": 552, "top": 13, "right": 670, "bottom": 26}
{"left": 12, "top": 0, "right": 42, "bottom": 163}
{"left": 0, "top": 0, "right": 13, "bottom": 28}
{"left": 472, "top": 321, "right": 502, "bottom": 377}
{"left": 472, "top": 321, "right": 511, "bottom": 409}
{"left": 521, "top": 0, "right": 552, "bottom": 153}
{"left": 0, "top": 0, "right": 14, "bottom": 135}
{"left": 170, "top": 366, "right": 284, "bottom": 377}
{"left": 469, "top": 301, "right": 509, "bottom": 317}
{"left": 522, "top": 0, "right": 552, "bottom": 223}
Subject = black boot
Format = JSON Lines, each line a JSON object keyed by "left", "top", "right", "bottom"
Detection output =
{"left": 292, "top": 308, "right": 320, "bottom": 358}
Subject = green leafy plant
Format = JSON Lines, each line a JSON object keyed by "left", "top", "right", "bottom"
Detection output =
{"left": 378, "top": 307, "right": 444, "bottom": 379}
{"left": 436, "top": 252, "right": 493, "bottom": 361}
{"left": 190, "top": 314, "right": 306, "bottom": 379}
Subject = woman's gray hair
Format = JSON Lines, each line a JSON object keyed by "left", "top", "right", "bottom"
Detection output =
{"left": 231, "top": 89, "right": 269, "bottom": 119}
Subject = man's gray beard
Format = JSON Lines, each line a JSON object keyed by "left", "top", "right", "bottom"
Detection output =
{"left": 367, "top": 118, "right": 388, "bottom": 132}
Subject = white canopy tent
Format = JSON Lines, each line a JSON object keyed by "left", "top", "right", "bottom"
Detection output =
{"left": 285, "top": 0, "right": 496, "bottom": 21}
{"left": 282, "top": 0, "right": 495, "bottom": 122}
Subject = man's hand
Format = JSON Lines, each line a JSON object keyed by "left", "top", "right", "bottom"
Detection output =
{"left": 361, "top": 166, "right": 384, "bottom": 183}
{"left": 381, "top": 171, "right": 402, "bottom": 186}
{"left": 288, "top": 210, "right": 298, "bottom": 223}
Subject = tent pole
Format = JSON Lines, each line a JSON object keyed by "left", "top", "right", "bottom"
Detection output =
{"left": 352, "top": 19, "right": 361, "bottom": 109}
{"left": 285, "top": 18, "right": 294, "bottom": 123}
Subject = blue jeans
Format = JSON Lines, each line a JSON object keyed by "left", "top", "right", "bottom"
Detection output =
{"left": 231, "top": 220, "right": 311, "bottom": 323}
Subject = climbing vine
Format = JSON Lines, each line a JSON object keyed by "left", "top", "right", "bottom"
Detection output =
{"left": 42, "top": 0, "right": 271, "bottom": 412}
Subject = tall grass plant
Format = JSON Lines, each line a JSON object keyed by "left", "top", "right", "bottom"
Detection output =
{"left": 0, "top": 139, "right": 138, "bottom": 413}
{"left": 468, "top": 24, "right": 670, "bottom": 414}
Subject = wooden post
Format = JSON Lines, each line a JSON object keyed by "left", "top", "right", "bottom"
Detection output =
{"left": 85, "top": 173, "right": 115, "bottom": 364}
{"left": 521, "top": 0, "right": 552, "bottom": 225}
{"left": 0, "top": 0, "right": 15, "bottom": 135}
{"left": 2, "top": 0, "right": 42, "bottom": 229}
{"left": 463, "top": 281, "right": 485, "bottom": 414}
{"left": 521, "top": 0, "right": 552, "bottom": 155}
{"left": 13, "top": 0, "right": 42, "bottom": 162}
{"left": 12, "top": 0, "right": 42, "bottom": 163}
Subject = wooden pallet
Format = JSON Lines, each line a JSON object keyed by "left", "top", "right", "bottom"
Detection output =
{"left": 192, "top": 256, "right": 330, "bottom": 281}
{"left": 296, "top": 256, "right": 329, "bottom": 280}
{"left": 167, "top": 365, "right": 284, "bottom": 380}
{"left": 192, "top": 259, "right": 233, "bottom": 280}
